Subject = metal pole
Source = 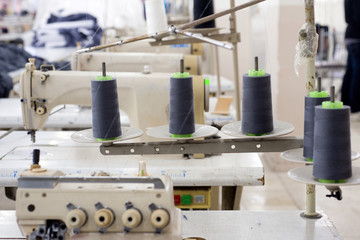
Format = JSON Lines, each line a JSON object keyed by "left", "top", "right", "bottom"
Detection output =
{"left": 231, "top": 0, "right": 241, "bottom": 121}
{"left": 302, "top": 183, "right": 321, "bottom": 219}
{"left": 305, "top": 0, "right": 316, "bottom": 93}
{"left": 215, "top": 45, "right": 222, "bottom": 97}
{"left": 302, "top": 0, "right": 321, "bottom": 219}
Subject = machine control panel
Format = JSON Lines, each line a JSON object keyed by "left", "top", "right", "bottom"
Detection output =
{"left": 15, "top": 170, "right": 182, "bottom": 240}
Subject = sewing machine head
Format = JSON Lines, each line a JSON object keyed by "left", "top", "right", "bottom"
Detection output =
{"left": 16, "top": 167, "right": 181, "bottom": 239}
{"left": 20, "top": 59, "right": 205, "bottom": 142}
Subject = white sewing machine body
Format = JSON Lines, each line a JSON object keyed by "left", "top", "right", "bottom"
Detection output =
{"left": 20, "top": 60, "right": 205, "bottom": 141}
{"left": 16, "top": 169, "right": 181, "bottom": 240}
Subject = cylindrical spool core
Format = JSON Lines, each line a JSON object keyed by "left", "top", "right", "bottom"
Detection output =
{"left": 241, "top": 73, "right": 273, "bottom": 135}
{"left": 91, "top": 77, "right": 121, "bottom": 141}
{"left": 169, "top": 72, "right": 195, "bottom": 138}
{"left": 313, "top": 105, "right": 352, "bottom": 182}
{"left": 303, "top": 94, "right": 330, "bottom": 161}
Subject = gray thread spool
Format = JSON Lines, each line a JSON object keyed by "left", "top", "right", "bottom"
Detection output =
{"left": 303, "top": 77, "right": 330, "bottom": 159}
{"left": 313, "top": 87, "right": 352, "bottom": 181}
{"left": 91, "top": 62, "right": 121, "bottom": 140}
{"left": 241, "top": 57, "right": 273, "bottom": 135}
{"left": 169, "top": 59, "right": 195, "bottom": 136}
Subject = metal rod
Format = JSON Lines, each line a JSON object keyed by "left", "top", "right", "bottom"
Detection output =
{"left": 255, "top": 56, "right": 259, "bottom": 71}
{"left": 230, "top": 0, "right": 241, "bottom": 121}
{"left": 303, "top": 184, "right": 321, "bottom": 218}
{"left": 331, "top": 86, "right": 335, "bottom": 102}
{"left": 317, "top": 77, "right": 321, "bottom": 92}
{"left": 102, "top": 62, "right": 106, "bottom": 77}
{"left": 180, "top": 59, "right": 184, "bottom": 73}
{"left": 77, "top": 31, "right": 167, "bottom": 53}
{"left": 301, "top": 0, "right": 321, "bottom": 220}
{"left": 305, "top": 0, "right": 316, "bottom": 93}
{"left": 175, "top": 29, "right": 233, "bottom": 50}
{"left": 178, "top": 0, "right": 266, "bottom": 30}
{"left": 215, "top": 45, "right": 222, "bottom": 97}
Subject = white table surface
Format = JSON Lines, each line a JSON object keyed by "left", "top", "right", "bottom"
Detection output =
{"left": 0, "top": 131, "right": 264, "bottom": 187}
{"left": 0, "top": 210, "right": 341, "bottom": 240}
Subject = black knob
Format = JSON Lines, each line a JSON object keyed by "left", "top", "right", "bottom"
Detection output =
{"left": 32, "top": 149, "right": 40, "bottom": 165}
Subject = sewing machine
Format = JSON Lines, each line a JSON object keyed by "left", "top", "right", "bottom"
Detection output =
{"left": 71, "top": 52, "right": 201, "bottom": 76}
{"left": 15, "top": 157, "right": 181, "bottom": 240}
{"left": 20, "top": 59, "right": 205, "bottom": 142}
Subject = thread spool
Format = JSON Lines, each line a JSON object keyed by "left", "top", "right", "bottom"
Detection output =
{"left": 241, "top": 57, "right": 273, "bottom": 135}
{"left": 91, "top": 62, "right": 121, "bottom": 141}
{"left": 303, "top": 77, "right": 330, "bottom": 161}
{"left": 193, "top": 0, "right": 215, "bottom": 29}
{"left": 169, "top": 59, "right": 195, "bottom": 138}
{"left": 313, "top": 86, "right": 352, "bottom": 183}
{"left": 145, "top": 0, "right": 168, "bottom": 34}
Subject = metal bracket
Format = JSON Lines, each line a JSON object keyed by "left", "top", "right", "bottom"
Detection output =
{"left": 100, "top": 136, "right": 303, "bottom": 156}
{"left": 325, "top": 186, "right": 342, "bottom": 201}
{"left": 149, "top": 32, "right": 240, "bottom": 46}
{"left": 18, "top": 176, "right": 166, "bottom": 189}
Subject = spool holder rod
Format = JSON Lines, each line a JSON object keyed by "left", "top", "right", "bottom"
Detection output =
{"left": 255, "top": 56, "right": 259, "bottom": 71}
{"left": 180, "top": 59, "right": 184, "bottom": 73}
{"left": 317, "top": 77, "right": 321, "bottom": 92}
{"left": 102, "top": 62, "right": 106, "bottom": 77}
{"left": 330, "top": 86, "right": 335, "bottom": 102}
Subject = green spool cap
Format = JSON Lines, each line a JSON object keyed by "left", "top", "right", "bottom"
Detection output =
{"left": 248, "top": 69, "right": 265, "bottom": 77}
{"left": 172, "top": 72, "right": 190, "bottom": 78}
{"left": 204, "top": 78, "right": 210, "bottom": 85}
{"left": 309, "top": 91, "right": 328, "bottom": 98}
{"left": 246, "top": 132, "right": 270, "bottom": 136}
{"left": 307, "top": 158, "right": 313, "bottom": 162}
{"left": 95, "top": 75, "right": 113, "bottom": 81}
{"left": 96, "top": 136, "right": 120, "bottom": 142}
{"left": 318, "top": 179, "right": 346, "bottom": 184}
{"left": 322, "top": 101, "right": 343, "bottom": 109}
{"left": 171, "top": 133, "right": 193, "bottom": 138}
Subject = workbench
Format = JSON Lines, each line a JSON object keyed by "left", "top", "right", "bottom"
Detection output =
{"left": 0, "top": 131, "right": 264, "bottom": 188}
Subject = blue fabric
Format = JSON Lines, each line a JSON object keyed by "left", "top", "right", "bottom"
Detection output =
{"left": 341, "top": 43, "right": 360, "bottom": 113}
{"left": 32, "top": 13, "right": 102, "bottom": 48}
{"left": 344, "top": 0, "right": 360, "bottom": 39}
{"left": 0, "top": 43, "right": 70, "bottom": 98}
{"left": 0, "top": 43, "right": 32, "bottom": 98}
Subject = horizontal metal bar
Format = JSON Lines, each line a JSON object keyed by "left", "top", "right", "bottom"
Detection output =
{"left": 149, "top": 33, "right": 240, "bottom": 46}
{"left": 18, "top": 176, "right": 165, "bottom": 189}
{"left": 100, "top": 137, "right": 303, "bottom": 156}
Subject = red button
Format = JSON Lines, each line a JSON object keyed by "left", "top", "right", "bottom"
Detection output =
{"left": 174, "top": 195, "right": 181, "bottom": 205}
